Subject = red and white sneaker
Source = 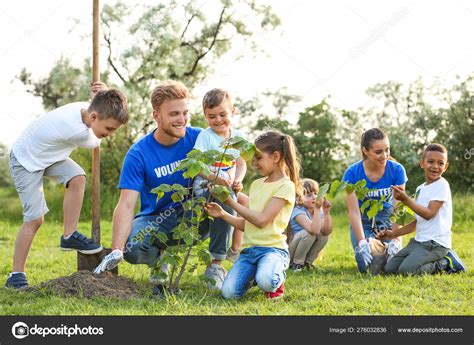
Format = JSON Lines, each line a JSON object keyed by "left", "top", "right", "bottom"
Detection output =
{"left": 264, "top": 283, "right": 285, "bottom": 300}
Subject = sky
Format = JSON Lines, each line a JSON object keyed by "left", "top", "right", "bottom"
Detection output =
{"left": 1, "top": 0, "right": 474, "bottom": 148}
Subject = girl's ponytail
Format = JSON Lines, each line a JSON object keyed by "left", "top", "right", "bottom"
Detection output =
{"left": 255, "top": 130, "right": 302, "bottom": 197}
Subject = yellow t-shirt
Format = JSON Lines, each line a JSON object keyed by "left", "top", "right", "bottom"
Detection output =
{"left": 242, "top": 177, "right": 296, "bottom": 250}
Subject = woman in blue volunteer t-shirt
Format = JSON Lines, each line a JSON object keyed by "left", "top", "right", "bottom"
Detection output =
{"left": 342, "top": 128, "right": 408, "bottom": 273}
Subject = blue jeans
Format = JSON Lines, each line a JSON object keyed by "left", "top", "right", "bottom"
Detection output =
{"left": 221, "top": 246, "right": 289, "bottom": 299}
{"left": 123, "top": 204, "right": 230, "bottom": 265}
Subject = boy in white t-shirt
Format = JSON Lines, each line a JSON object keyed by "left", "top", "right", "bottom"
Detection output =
{"left": 193, "top": 88, "right": 247, "bottom": 289}
{"left": 378, "top": 143, "right": 467, "bottom": 275}
{"left": 6, "top": 83, "right": 129, "bottom": 289}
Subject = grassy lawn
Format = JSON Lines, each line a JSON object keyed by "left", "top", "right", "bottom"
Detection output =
{"left": 0, "top": 188, "right": 472, "bottom": 315}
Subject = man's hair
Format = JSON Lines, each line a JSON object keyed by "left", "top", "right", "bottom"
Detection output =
{"left": 423, "top": 143, "right": 448, "bottom": 159}
{"left": 151, "top": 80, "right": 189, "bottom": 111}
{"left": 89, "top": 88, "right": 129, "bottom": 124}
{"left": 202, "top": 88, "right": 233, "bottom": 111}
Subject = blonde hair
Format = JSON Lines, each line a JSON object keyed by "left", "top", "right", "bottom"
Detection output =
{"left": 151, "top": 80, "right": 189, "bottom": 111}
{"left": 296, "top": 178, "right": 319, "bottom": 205}
{"left": 255, "top": 130, "right": 302, "bottom": 196}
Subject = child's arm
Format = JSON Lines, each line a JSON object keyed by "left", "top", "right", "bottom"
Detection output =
{"left": 321, "top": 199, "right": 333, "bottom": 236}
{"left": 294, "top": 206, "right": 323, "bottom": 235}
{"left": 377, "top": 220, "right": 417, "bottom": 240}
{"left": 204, "top": 203, "right": 245, "bottom": 230}
{"left": 392, "top": 185, "right": 443, "bottom": 220}
{"left": 199, "top": 172, "right": 231, "bottom": 187}
{"left": 232, "top": 157, "right": 247, "bottom": 193}
{"left": 226, "top": 196, "right": 287, "bottom": 229}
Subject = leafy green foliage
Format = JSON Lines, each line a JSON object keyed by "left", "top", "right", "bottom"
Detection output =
{"left": 317, "top": 179, "right": 415, "bottom": 224}
{"left": 136, "top": 137, "right": 255, "bottom": 291}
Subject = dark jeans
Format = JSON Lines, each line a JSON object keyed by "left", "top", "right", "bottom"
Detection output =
{"left": 123, "top": 203, "right": 231, "bottom": 265}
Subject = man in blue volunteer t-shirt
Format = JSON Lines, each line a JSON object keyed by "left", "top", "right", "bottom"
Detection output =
{"left": 94, "top": 80, "right": 230, "bottom": 290}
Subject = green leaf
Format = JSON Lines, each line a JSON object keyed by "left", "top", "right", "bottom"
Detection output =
{"left": 317, "top": 183, "right": 330, "bottom": 199}
{"left": 367, "top": 201, "right": 379, "bottom": 219}
{"left": 212, "top": 185, "right": 232, "bottom": 203}
{"left": 188, "top": 161, "right": 202, "bottom": 178}
{"left": 171, "top": 192, "right": 184, "bottom": 203}
{"left": 360, "top": 199, "right": 371, "bottom": 214}
{"left": 345, "top": 184, "right": 355, "bottom": 194}
{"left": 155, "top": 232, "right": 169, "bottom": 245}
{"left": 328, "top": 180, "right": 341, "bottom": 199}
{"left": 356, "top": 179, "right": 367, "bottom": 188}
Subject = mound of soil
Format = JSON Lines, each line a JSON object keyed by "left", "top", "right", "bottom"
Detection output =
{"left": 38, "top": 271, "right": 142, "bottom": 299}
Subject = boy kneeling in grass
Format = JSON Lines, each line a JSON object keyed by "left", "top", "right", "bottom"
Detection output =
{"left": 377, "top": 143, "right": 467, "bottom": 275}
{"left": 6, "top": 83, "right": 128, "bottom": 289}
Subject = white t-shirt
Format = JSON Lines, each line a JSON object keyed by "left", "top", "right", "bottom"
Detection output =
{"left": 12, "top": 102, "right": 101, "bottom": 172}
{"left": 193, "top": 127, "right": 244, "bottom": 176}
{"left": 414, "top": 177, "right": 452, "bottom": 248}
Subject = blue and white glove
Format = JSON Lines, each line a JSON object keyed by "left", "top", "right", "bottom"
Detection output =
{"left": 387, "top": 240, "right": 402, "bottom": 262}
{"left": 355, "top": 239, "right": 373, "bottom": 267}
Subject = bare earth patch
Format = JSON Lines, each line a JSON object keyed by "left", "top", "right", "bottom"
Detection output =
{"left": 34, "top": 271, "right": 142, "bottom": 299}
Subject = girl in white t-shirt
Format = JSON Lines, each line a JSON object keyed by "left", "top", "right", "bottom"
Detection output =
{"left": 378, "top": 144, "right": 467, "bottom": 275}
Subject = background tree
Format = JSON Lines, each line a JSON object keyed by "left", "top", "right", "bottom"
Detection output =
{"left": 17, "top": 0, "right": 281, "bottom": 218}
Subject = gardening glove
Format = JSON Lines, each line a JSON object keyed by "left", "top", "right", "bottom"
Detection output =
{"left": 355, "top": 239, "right": 373, "bottom": 267}
{"left": 93, "top": 249, "right": 123, "bottom": 274}
{"left": 387, "top": 240, "right": 402, "bottom": 262}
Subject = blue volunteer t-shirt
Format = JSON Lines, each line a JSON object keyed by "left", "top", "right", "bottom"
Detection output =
{"left": 342, "top": 160, "right": 407, "bottom": 227}
{"left": 119, "top": 127, "right": 202, "bottom": 217}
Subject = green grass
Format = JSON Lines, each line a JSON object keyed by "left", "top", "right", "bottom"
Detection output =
{"left": 0, "top": 188, "right": 472, "bottom": 315}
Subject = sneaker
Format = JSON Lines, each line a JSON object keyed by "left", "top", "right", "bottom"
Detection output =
{"left": 304, "top": 262, "right": 316, "bottom": 270}
{"left": 5, "top": 272, "right": 28, "bottom": 290}
{"left": 149, "top": 263, "right": 170, "bottom": 285}
{"left": 265, "top": 283, "right": 285, "bottom": 300}
{"left": 444, "top": 249, "right": 467, "bottom": 273}
{"left": 226, "top": 247, "right": 240, "bottom": 263}
{"left": 289, "top": 263, "right": 303, "bottom": 272}
{"left": 93, "top": 249, "right": 123, "bottom": 274}
{"left": 204, "top": 264, "right": 227, "bottom": 290}
{"left": 60, "top": 231, "right": 103, "bottom": 254}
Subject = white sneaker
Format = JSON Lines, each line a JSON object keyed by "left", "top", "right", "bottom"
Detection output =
{"left": 149, "top": 263, "right": 170, "bottom": 285}
{"left": 226, "top": 247, "right": 240, "bottom": 263}
{"left": 204, "top": 264, "right": 227, "bottom": 290}
{"left": 93, "top": 249, "right": 123, "bottom": 274}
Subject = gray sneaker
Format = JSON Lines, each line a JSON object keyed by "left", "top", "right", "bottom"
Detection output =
{"left": 204, "top": 264, "right": 227, "bottom": 290}
{"left": 150, "top": 263, "right": 170, "bottom": 285}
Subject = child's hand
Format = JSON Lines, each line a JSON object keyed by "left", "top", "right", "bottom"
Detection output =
{"left": 322, "top": 199, "right": 332, "bottom": 214}
{"left": 392, "top": 185, "right": 408, "bottom": 202}
{"left": 204, "top": 202, "right": 225, "bottom": 218}
{"left": 90, "top": 81, "right": 108, "bottom": 99}
{"left": 315, "top": 197, "right": 324, "bottom": 209}
{"left": 214, "top": 175, "right": 232, "bottom": 187}
{"left": 207, "top": 183, "right": 231, "bottom": 203}
{"left": 232, "top": 180, "right": 243, "bottom": 193}
{"left": 375, "top": 229, "right": 394, "bottom": 240}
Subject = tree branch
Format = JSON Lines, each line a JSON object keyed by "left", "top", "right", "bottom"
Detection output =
{"left": 183, "top": 6, "right": 226, "bottom": 77}
{"left": 103, "top": 22, "right": 127, "bottom": 84}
